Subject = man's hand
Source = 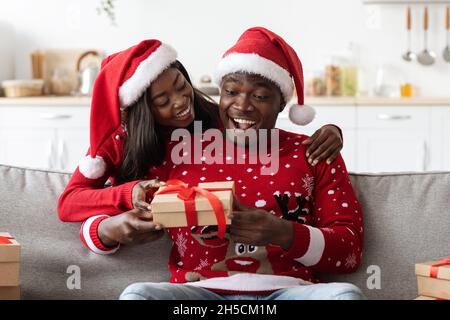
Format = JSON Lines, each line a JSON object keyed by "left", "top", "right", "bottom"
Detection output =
{"left": 228, "top": 196, "right": 293, "bottom": 250}
{"left": 302, "top": 125, "right": 343, "bottom": 166}
{"left": 98, "top": 208, "right": 165, "bottom": 247}
{"left": 132, "top": 179, "right": 165, "bottom": 214}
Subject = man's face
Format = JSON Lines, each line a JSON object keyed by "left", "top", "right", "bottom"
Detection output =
{"left": 219, "top": 72, "right": 284, "bottom": 134}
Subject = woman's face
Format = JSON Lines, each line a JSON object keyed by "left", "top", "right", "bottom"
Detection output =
{"left": 149, "top": 67, "right": 195, "bottom": 128}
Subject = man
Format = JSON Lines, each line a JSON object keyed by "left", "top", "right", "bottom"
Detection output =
{"left": 119, "top": 27, "right": 365, "bottom": 300}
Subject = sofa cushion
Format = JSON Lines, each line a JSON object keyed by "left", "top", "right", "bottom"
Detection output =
{"left": 1, "top": 164, "right": 449, "bottom": 299}
{"left": 0, "top": 165, "right": 171, "bottom": 299}
{"left": 319, "top": 172, "right": 450, "bottom": 300}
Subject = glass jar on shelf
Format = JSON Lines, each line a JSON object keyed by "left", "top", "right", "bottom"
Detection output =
{"left": 341, "top": 62, "right": 358, "bottom": 97}
{"left": 325, "top": 60, "right": 342, "bottom": 97}
{"left": 325, "top": 43, "right": 359, "bottom": 97}
{"left": 374, "top": 64, "right": 403, "bottom": 98}
{"left": 305, "top": 70, "right": 326, "bottom": 97}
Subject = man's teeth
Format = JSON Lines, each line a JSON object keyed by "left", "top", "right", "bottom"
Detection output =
{"left": 234, "top": 260, "right": 253, "bottom": 266}
{"left": 176, "top": 105, "right": 191, "bottom": 118}
{"left": 233, "top": 118, "right": 256, "bottom": 125}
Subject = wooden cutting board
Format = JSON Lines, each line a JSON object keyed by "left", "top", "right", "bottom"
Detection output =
{"left": 36, "top": 48, "right": 102, "bottom": 95}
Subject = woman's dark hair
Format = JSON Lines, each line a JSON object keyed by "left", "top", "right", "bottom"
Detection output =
{"left": 116, "top": 60, "right": 220, "bottom": 184}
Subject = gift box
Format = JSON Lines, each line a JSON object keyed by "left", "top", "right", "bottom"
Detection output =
{"left": 0, "top": 232, "right": 21, "bottom": 287}
{"left": 415, "top": 257, "right": 450, "bottom": 300}
{"left": 0, "top": 286, "right": 20, "bottom": 300}
{"left": 152, "top": 180, "right": 234, "bottom": 237}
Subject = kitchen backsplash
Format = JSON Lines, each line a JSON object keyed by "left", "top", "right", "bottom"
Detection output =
{"left": 0, "top": 0, "right": 449, "bottom": 97}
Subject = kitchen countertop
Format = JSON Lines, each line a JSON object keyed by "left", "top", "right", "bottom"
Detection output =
{"left": 305, "top": 97, "right": 450, "bottom": 106}
{"left": 2, "top": 95, "right": 450, "bottom": 106}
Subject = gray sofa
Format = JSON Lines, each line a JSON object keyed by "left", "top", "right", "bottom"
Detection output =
{"left": 1, "top": 164, "right": 449, "bottom": 300}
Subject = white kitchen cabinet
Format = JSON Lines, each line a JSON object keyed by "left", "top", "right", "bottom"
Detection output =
{"left": 0, "top": 105, "right": 90, "bottom": 172}
{"left": 54, "top": 128, "right": 89, "bottom": 171}
{"left": 430, "top": 107, "right": 450, "bottom": 171}
{"left": 0, "top": 127, "right": 56, "bottom": 169}
{"left": 1, "top": 98, "right": 449, "bottom": 174}
{"left": 276, "top": 106, "right": 357, "bottom": 171}
{"left": 356, "top": 107, "right": 431, "bottom": 172}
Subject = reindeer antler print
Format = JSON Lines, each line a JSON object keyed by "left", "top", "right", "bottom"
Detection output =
{"left": 273, "top": 191, "right": 309, "bottom": 224}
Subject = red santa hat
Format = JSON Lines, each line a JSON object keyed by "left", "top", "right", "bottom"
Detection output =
{"left": 79, "top": 39, "right": 178, "bottom": 179}
{"left": 214, "top": 27, "right": 315, "bottom": 126}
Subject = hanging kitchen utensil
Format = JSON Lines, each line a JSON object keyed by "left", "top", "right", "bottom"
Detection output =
{"left": 402, "top": 7, "right": 416, "bottom": 62}
{"left": 417, "top": 7, "right": 436, "bottom": 66}
{"left": 443, "top": 6, "right": 450, "bottom": 62}
{"left": 76, "top": 50, "right": 101, "bottom": 96}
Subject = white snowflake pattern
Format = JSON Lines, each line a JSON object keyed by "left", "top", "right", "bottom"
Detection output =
{"left": 302, "top": 174, "right": 314, "bottom": 197}
{"left": 255, "top": 199, "right": 266, "bottom": 207}
{"left": 175, "top": 233, "right": 187, "bottom": 257}
{"left": 345, "top": 253, "right": 358, "bottom": 269}
{"left": 194, "top": 258, "right": 209, "bottom": 271}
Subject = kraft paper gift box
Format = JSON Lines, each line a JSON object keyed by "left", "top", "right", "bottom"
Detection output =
{"left": 0, "top": 232, "right": 21, "bottom": 287}
{"left": 415, "top": 257, "right": 450, "bottom": 300}
{"left": 0, "top": 286, "right": 20, "bottom": 300}
{"left": 151, "top": 181, "right": 234, "bottom": 228}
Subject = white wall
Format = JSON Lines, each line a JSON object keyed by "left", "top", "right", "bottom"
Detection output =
{"left": 0, "top": 0, "right": 449, "bottom": 96}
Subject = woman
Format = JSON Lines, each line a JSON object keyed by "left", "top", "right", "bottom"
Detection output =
{"left": 57, "top": 39, "right": 343, "bottom": 252}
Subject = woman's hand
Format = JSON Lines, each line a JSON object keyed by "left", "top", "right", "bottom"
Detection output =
{"left": 97, "top": 208, "right": 165, "bottom": 247}
{"left": 302, "top": 124, "right": 343, "bottom": 166}
{"left": 228, "top": 196, "right": 293, "bottom": 250}
{"left": 132, "top": 179, "right": 165, "bottom": 212}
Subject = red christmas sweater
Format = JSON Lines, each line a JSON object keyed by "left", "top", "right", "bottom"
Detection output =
{"left": 151, "top": 128, "right": 363, "bottom": 293}
{"left": 57, "top": 125, "right": 362, "bottom": 293}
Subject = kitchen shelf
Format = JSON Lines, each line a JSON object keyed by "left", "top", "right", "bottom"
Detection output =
{"left": 364, "top": 0, "right": 450, "bottom": 5}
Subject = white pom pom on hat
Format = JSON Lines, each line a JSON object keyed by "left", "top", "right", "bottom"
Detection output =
{"left": 289, "top": 104, "right": 316, "bottom": 126}
{"left": 79, "top": 155, "right": 107, "bottom": 180}
{"left": 214, "top": 26, "right": 315, "bottom": 126}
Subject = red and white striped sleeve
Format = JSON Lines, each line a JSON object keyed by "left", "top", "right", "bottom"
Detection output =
{"left": 284, "top": 153, "right": 363, "bottom": 273}
{"left": 79, "top": 215, "right": 120, "bottom": 255}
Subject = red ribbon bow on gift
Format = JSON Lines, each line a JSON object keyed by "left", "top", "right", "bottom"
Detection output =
{"left": 154, "top": 179, "right": 231, "bottom": 239}
{"left": 0, "top": 235, "right": 14, "bottom": 245}
{"left": 430, "top": 256, "right": 450, "bottom": 278}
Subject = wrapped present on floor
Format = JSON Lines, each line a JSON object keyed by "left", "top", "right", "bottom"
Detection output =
{"left": 152, "top": 180, "right": 234, "bottom": 238}
{"left": 415, "top": 256, "right": 450, "bottom": 300}
{"left": 0, "top": 232, "right": 21, "bottom": 287}
{"left": 0, "top": 286, "right": 20, "bottom": 300}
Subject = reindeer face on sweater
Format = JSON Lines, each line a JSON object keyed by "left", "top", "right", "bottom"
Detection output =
{"left": 190, "top": 225, "right": 229, "bottom": 248}
{"left": 211, "top": 239, "right": 273, "bottom": 274}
